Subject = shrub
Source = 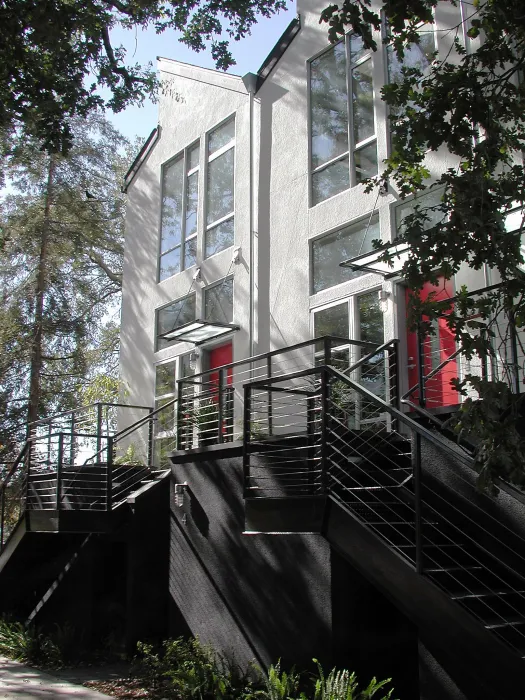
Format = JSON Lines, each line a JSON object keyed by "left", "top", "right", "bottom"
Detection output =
{"left": 0, "top": 619, "right": 62, "bottom": 666}
{"left": 132, "top": 636, "right": 255, "bottom": 699}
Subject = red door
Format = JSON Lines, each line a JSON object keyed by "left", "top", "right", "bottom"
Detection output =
{"left": 406, "top": 278, "right": 459, "bottom": 409}
{"left": 208, "top": 343, "right": 233, "bottom": 388}
{"left": 208, "top": 343, "right": 233, "bottom": 440}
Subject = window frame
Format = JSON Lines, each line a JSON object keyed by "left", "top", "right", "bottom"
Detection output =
{"left": 157, "top": 141, "right": 200, "bottom": 282}
{"left": 205, "top": 116, "right": 236, "bottom": 259}
{"left": 309, "top": 36, "right": 378, "bottom": 206}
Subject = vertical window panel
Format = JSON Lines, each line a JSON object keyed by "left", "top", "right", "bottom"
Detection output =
{"left": 352, "top": 59, "right": 375, "bottom": 144}
{"left": 310, "top": 42, "right": 349, "bottom": 170}
{"left": 160, "top": 157, "right": 184, "bottom": 254}
{"left": 207, "top": 149, "right": 234, "bottom": 225}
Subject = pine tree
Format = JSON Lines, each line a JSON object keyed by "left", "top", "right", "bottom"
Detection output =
{"left": 0, "top": 113, "right": 130, "bottom": 458}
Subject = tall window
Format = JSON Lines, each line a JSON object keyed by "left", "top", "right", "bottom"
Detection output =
{"left": 310, "top": 37, "right": 377, "bottom": 206}
{"left": 159, "top": 144, "right": 199, "bottom": 281}
{"left": 206, "top": 118, "right": 235, "bottom": 258}
{"left": 156, "top": 293, "right": 196, "bottom": 351}
{"left": 311, "top": 215, "right": 380, "bottom": 294}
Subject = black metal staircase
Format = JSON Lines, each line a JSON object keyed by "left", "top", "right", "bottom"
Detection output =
{"left": 0, "top": 400, "right": 172, "bottom": 625}
{"left": 242, "top": 348, "right": 525, "bottom": 699}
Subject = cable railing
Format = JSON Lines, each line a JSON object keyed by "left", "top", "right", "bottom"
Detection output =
{"left": 176, "top": 336, "right": 387, "bottom": 450}
{"left": 0, "top": 402, "right": 156, "bottom": 554}
{"left": 243, "top": 359, "right": 525, "bottom": 658}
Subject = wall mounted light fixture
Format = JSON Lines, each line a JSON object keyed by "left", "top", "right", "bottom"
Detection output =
{"left": 174, "top": 482, "right": 188, "bottom": 508}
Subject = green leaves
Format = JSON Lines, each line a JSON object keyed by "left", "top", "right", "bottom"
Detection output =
{"left": 1, "top": 0, "right": 289, "bottom": 152}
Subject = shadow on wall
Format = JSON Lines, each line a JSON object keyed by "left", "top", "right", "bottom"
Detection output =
{"left": 169, "top": 455, "right": 332, "bottom": 671}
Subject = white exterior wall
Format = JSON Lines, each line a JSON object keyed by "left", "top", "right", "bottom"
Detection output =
{"left": 120, "top": 62, "right": 254, "bottom": 426}
{"left": 119, "top": 0, "right": 496, "bottom": 433}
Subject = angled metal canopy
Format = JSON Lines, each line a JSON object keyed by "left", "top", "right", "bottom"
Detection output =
{"left": 159, "top": 319, "right": 240, "bottom": 346}
{"left": 339, "top": 242, "right": 410, "bottom": 279}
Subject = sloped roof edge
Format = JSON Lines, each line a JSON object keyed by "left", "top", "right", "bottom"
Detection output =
{"left": 122, "top": 126, "right": 161, "bottom": 193}
{"left": 255, "top": 14, "right": 301, "bottom": 92}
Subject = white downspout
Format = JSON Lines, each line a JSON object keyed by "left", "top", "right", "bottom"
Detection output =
{"left": 242, "top": 72, "right": 258, "bottom": 359}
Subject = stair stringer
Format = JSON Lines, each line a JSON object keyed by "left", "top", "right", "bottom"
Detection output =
{"left": 324, "top": 495, "right": 523, "bottom": 700}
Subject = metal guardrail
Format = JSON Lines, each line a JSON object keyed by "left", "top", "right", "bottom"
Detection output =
{"left": 243, "top": 357, "right": 525, "bottom": 657}
{"left": 0, "top": 402, "right": 154, "bottom": 553}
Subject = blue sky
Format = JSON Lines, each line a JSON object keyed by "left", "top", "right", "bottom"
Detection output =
{"left": 107, "top": 2, "right": 296, "bottom": 142}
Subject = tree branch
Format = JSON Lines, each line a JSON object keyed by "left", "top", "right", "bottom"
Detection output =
{"left": 87, "top": 251, "right": 122, "bottom": 286}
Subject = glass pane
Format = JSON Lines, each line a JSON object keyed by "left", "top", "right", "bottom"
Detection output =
{"left": 395, "top": 188, "right": 444, "bottom": 238}
{"left": 185, "top": 171, "right": 198, "bottom": 238}
{"left": 207, "top": 149, "right": 234, "bottom": 224}
{"left": 184, "top": 236, "right": 197, "bottom": 269}
{"left": 312, "top": 157, "right": 350, "bottom": 205}
{"left": 208, "top": 118, "right": 235, "bottom": 155}
{"left": 312, "top": 215, "right": 381, "bottom": 293}
{"left": 205, "top": 278, "right": 233, "bottom": 324}
{"left": 188, "top": 144, "right": 200, "bottom": 170}
{"left": 179, "top": 353, "right": 195, "bottom": 379}
{"left": 155, "top": 436, "right": 177, "bottom": 467}
{"left": 157, "top": 294, "right": 196, "bottom": 350}
{"left": 160, "top": 157, "right": 184, "bottom": 253}
{"left": 352, "top": 58, "right": 374, "bottom": 144}
{"left": 310, "top": 42, "right": 349, "bottom": 170}
{"left": 354, "top": 141, "right": 378, "bottom": 183}
{"left": 314, "top": 302, "right": 349, "bottom": 340}
{"left": 155, "top": 361, "right": 177, "bottom": 396}
{"left": 387, "top": 27, "right": 435, "bottom": 85}
{"left": 155, "top": 398, "right": 175, "bottom": 433}
{"left": 159, "top": 247, "right": 181, "bottom": 281}
{"left": 350, "top": 34, "right": 367, "bottom": 63}
{"left": 359, "top": 291, "right": 383, "bottom": 344}
{"left": 205, "top": 218, "right": 234, "bottom": 258}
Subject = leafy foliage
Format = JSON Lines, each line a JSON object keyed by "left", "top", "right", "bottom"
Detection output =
{"left": 132, "top": 637, "right": 255, "bottom": 699}
{"left": 131, "top": 638, "right": 397, "bottom": 700}
{"left": 1, "top": 0, "right": 288, "bottom": 152}
{"left": 320, "top": 0, "right": 525, "bottom": 490}
{"left": 0, "top": 619, "right": 62, "bottom": 666}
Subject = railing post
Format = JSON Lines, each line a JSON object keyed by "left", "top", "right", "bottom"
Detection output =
{"left": 106, "top": 435, "right": 114, "bottom": 511}
{"left": 417, "top": 321, "right": 426, "bottom": 409}
{"left": 218, "top": 369, "right": 224, "bottom": 444}
{"left": 69, "top": 412, "right": 76, "bottom": 466}
{"left": 96, "top": 403, "right": 103, "bottom": 456}
{"left": 412, "top": 431, "right": 424, "bottom": 574}
{"left": 243, "top": 385, "right": 252, "bottom": 498}
{"left": 147, "top": 407, "right": 154, "bottom": 466}
{"left": 267, "top": 355, "right": 273, "bottom": 437}
{"left": 480, "top": 327, "right": 489, "bottom": 382}
{"left": 508, "top": 310, "right": 520, "bottom": 394}
{"left": 56, "top": 432, "right": 64, "bottom": 511}
{"left": 323, "top": 336, "right": 331, "bottom": 366}
{"left": 176, "top": 380, "right": 183, "bottom": 450}
{"left": 0, "top": 485, "right": 5, "bottom": 550}
{"left": 320, "top": 368, "right": 330, "bottom": 494}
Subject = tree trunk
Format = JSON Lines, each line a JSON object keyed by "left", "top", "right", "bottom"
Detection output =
{"left": 27, "top": 154, "right": 55, "bottom": 433}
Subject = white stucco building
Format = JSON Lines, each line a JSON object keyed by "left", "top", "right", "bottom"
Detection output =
{"left": 119, "top": 0, "right": 514, "bottom": 459}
